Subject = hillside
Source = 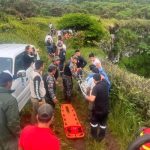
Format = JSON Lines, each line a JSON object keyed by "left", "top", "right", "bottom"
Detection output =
{"left": 1, "top": 14, "right": 150, "bottom": 150}
{"left": 1, "top": 0, "right": 150, "bottom": 19}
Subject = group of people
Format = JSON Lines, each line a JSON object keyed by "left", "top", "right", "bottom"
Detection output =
{"left": 0, "top": 28, "right": 111, "bottom": 150}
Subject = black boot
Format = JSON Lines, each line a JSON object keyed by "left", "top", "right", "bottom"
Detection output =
{"left": 98, "top": 127, "right": 106, "bottom": 141}
{"left": 90, "top": 125, "right": 98, "bottom": 139}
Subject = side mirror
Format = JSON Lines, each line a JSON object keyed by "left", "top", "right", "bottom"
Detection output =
{"left": 17, "top": 70, "right": 26, "bottom": 78}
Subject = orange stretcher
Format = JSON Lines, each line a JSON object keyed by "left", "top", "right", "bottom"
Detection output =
{"left": 61, "top": 104, "right": 85, "bottom": 139}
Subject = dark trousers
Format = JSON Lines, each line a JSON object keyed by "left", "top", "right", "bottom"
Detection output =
{"left": 46, "top": 45, "right": 53, "bottom": 54}
{"left": 62, "top": 75, "right": 73, "bottom": 102}
{"left": 90, "top": 110, "right": 108, "bottom": 140}
{"left": 45, "top": 97, "right": 55, "bottom": 108}
{"left": 59, "top": 61, "right": 65, "bottom": 72}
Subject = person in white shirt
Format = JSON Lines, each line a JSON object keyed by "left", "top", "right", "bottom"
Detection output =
{"left": 45, "top": 34, "right": 53, "bottom": 44}
{"left": 89, "top": 53, "right": 101, "bottom": 68}
{"left": 49, "top": 23, "right": 53, "bottom": 29}
{"left": 57, "top": 30, "right": 62, "bottom": 37}
{"left": 30, "top": 60, "right": 46, "bottom": 123}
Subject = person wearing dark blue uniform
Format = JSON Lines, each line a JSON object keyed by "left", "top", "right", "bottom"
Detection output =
{"left": 84, "top": 73, "right": 109, "bottom": 141}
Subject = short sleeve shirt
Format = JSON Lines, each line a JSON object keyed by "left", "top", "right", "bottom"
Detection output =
{"left": 19, "top": 125, "right": 60, "bottom": 150}
{"left": 92, "top": 80, "right": 109, "bottom": 113}
{"left": 92, "top": 58, "right": 101, "bottom": 67}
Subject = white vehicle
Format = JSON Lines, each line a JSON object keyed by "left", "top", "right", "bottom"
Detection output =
{"left": 0, "top": 44, "right": 39, "bottom": 111}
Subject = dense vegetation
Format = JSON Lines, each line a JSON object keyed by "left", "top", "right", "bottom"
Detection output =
{"left": 58, "top": 13, "right": 106, "bottom": 47}
{"left": 106, "top": 20, "right": 150, "bottom": 77}
{"left": 1, "top": 0, "right": 150, "bottom": 19}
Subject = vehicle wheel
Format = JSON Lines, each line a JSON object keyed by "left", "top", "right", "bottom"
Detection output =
{"left": 128, "top": 134, "right": 150, "bottom": 150}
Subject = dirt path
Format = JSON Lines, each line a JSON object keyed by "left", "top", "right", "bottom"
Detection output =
{"left": 70, "top": 139, "right": 86, "bottom": 150}
{"left": 105, "top": 131, "right": 120, "bottom": 150}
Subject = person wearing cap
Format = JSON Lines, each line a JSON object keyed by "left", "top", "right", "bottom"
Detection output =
{"left": 18, "top": 104, "right": 60, "bottom": 150}
{"left": 49, "top": 56, "right": 60, "bottom": 80}
{"left": 0, "top": 71, "right": 20, "bottom": 150}
{"left": 43, "top": 65, "right": 58, "bottom": 108}
{"left": 30, "top": 60, "right": 46, "bottom": 123}
{"left": 62, "top": 56, "right": 78, "bottom": 102}
{"left": 84, "top": 73, "right": 109, "bottom": 141}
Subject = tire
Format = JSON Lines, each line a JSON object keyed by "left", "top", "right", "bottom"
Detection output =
{"left": 128, "top": 134, "right": 150, "bottom": 150}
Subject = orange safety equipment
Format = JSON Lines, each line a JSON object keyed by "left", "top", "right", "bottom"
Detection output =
{"left": 61, "top": 104, "right": 85, "bottom": 139}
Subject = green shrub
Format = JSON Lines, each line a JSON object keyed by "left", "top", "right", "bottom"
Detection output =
{"left": 119, "top": 54, "right": 150, "bottom": 78}
{"left": 57, "top": 13, "right": 92, "bottom": 30}
{"left": 102, "top": 60, "right": 150, "bottom": 120}
{"left": 58, "top": 13, "right": 106, "bottom": 46}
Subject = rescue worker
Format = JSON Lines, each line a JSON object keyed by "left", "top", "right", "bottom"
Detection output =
{"left": 49, "top": 56, "right": 60, "bottom": 81}
{"left": 62, "top": 56, "right": 78, "bottom": 102}
{"left": 0, "top": 71, "right": 20, "bottom": 150}
{"left": 74, "top": 49, "right": 87, "bottom": 78}
{"left": 84, "top": 73, "right": 109, "bottom": 141}
{"left": 74, "top": 49, "right": 87, "bottom": 69}
{"left": 43, "top": 65, "right": 58, "bottom": 108}
{"left": 59, "top": 47, "right": 66, "bottom": 75}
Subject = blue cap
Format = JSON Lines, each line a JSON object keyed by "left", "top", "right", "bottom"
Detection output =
{"left": 0, "top": 71, "right": 14, "bottom": 85}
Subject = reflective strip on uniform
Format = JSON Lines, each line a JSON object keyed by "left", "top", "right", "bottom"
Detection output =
{"left": 90, "top": 123, "right": 98, "bottom": 128}
{"left": 100, "top": 125, "right": 107, "bottom": 129}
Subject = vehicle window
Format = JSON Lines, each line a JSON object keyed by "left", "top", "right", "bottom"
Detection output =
{"left": 14, "top": 52, "right": 24, "bottom": 74}
{"left": 0, "top": 57, "right": 12, "bottom": 73}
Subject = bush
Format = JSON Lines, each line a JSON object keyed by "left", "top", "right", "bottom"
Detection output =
{"left": 58, "top": 13, "right": 92, "bottom": 30}
{"left": 119, "top": 54, "right": 150, "bottom": 78}
{"left": 58, "top": 13, "right": 106, "bottom": 46}
{"left": 102, "top": 60, "right": 150, "bottom": 120}
{"left": 66, "top": 31, "right": 85, "bottom": 49}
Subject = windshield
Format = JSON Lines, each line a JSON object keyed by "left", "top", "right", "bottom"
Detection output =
{"left": 0, "top": 57, "right": 12, "bottom": 73}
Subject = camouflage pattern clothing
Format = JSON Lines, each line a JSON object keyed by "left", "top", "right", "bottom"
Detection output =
{"left": 62, "top": 61, "right": 78, "bottom": 101}
{"left": 43, "top": 73, "right": 56, "bottom": 107}
{"left": 59, "top": 48, "right": 66, "bottom": 73}
{"left": 49, "top": 63, "right": 59, "bottom": 80}
{"left": 62, "top": 75, "right": 73, "bottom": 102}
